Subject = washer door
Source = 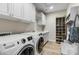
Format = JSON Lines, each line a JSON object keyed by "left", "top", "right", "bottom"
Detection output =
{"left": 18, "top": 44, "right": 34, "bottom": 55}
{"left": 37, "top": 37, "right": 44, "bottom": 53}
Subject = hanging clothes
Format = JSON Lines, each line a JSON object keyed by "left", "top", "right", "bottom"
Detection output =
{"left": 69, "top": 14, "right": 79, "bottom": 43}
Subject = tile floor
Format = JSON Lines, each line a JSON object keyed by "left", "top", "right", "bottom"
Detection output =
{"left": 42, "top": 41, "right": 61, "bottom": 55}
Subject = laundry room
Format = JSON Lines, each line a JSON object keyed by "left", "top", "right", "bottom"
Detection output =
{"left": 0, "top": 3, "right": 79, "bottom": 55}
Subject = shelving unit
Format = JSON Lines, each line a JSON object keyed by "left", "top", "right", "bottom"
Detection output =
{"left": 56, "top": 17, "right": 66, "bottom": 43}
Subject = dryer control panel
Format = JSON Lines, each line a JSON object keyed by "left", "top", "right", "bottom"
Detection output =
{"left": 27, "top": 36, "right": 33, "bottom": 41}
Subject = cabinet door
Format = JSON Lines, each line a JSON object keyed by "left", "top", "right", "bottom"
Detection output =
{"left": 70, "top": 7, "right": 78, "bottom": 21}
{"left": 42, "top": 13, "right": 46, "bottom": 25}
{"left": 8, "top": 3, "right": 14, "bottom": 16}
{"left": 0, "top": 3, "right": 9, "bottom": 15}
{"left": 12, "top": 3, "right": 23, "bottom": 19}
{"left": 30, "top": 4, "right": 36, "bottom": 22}
{"left": 23, "top": 3, "right": 35, "bottom": 22}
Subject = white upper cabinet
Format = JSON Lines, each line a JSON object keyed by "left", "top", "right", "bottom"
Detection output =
{"left": 66, "top": 4, "right": 79, "bottom": 24}
{"left": 36, "top": 12, "right": 46, "bottom": 25}
{"left": 41, "top": 12, "right": 46, "bottom": 25}
{"left": 0, "top": 3, "right": 9, "bottom": 15}
{"left": 23, "top": 3, "right": 36, "bottom": 22}
{"left": 0, "top": 3, "right": 36, "bottom": 23}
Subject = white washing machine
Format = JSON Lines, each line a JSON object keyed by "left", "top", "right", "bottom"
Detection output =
{"left": 0, "top": 33, "right": 35, "bottom": 55}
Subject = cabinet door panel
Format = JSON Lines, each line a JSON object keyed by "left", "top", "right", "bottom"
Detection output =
{"left": 0, "top": 3, "right": 8, "bottom": 15}
{"left": 12, "top": 3, "right": 23, "bottom": 19}
{"left": 36, "top": 12, "right": 46, "bottom": 25}
{"left": 23, "top": 3, "right": 31, "bottom": 21}
{"left": 23, "top": 3, "right": 35, "bottom": 22}
{"left": 8, "top": 3, "right": 14, "bottom": 16}
{"left": 42, "top": 13, "right": 46, "bottom": 25}
{"left": 30, "top": 4, "right": 36, "bottom": 22}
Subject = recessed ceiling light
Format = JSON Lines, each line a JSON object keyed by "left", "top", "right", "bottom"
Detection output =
{"left": 49, "top": 6, "right": 54, "bottom": 10}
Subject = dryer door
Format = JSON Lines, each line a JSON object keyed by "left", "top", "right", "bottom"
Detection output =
{"left": 18, "top": 44, "right": 34, "bottom": 55}
{"left": 36, "top": 37, "right": 44, "bottom": 53}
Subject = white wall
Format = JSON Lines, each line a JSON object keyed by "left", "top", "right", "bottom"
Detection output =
{"left": 45, "top": 10, "right": 66, "bottom": 42}
{"left": 0, "top": 19, "right": 35, "bottom": 32}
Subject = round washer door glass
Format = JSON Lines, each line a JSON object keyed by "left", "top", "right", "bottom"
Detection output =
{"left": 18, "top": 45, "right": 34, "bottom": 55}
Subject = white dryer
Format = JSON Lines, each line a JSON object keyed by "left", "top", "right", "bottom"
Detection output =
{"left": 33, "top": 32, "right": 49, "bottom": 55}
{"left": 0, "top": 34, "right": 35, "bottom": 55}
{"left": 32, "top": 33, "right": 44, "bottom": 55}
{"left": 41, "top": 32, "right": 49, "bottom": 45}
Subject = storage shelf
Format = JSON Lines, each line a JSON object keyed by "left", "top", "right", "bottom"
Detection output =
{"left": 56, "top": 17, "right": 66, "bottom": 42}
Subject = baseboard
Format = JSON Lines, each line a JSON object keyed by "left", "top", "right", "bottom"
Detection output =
{"left": 48, "top": 40, "right": 56, "bottom": 42}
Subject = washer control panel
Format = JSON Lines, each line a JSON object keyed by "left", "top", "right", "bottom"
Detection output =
{"left": 21, "top": 38, "right": 26, "bottom": 44}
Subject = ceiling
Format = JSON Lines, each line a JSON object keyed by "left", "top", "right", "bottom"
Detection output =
{"left": 34, "top": 3, "right": 69, "bottom": 13}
